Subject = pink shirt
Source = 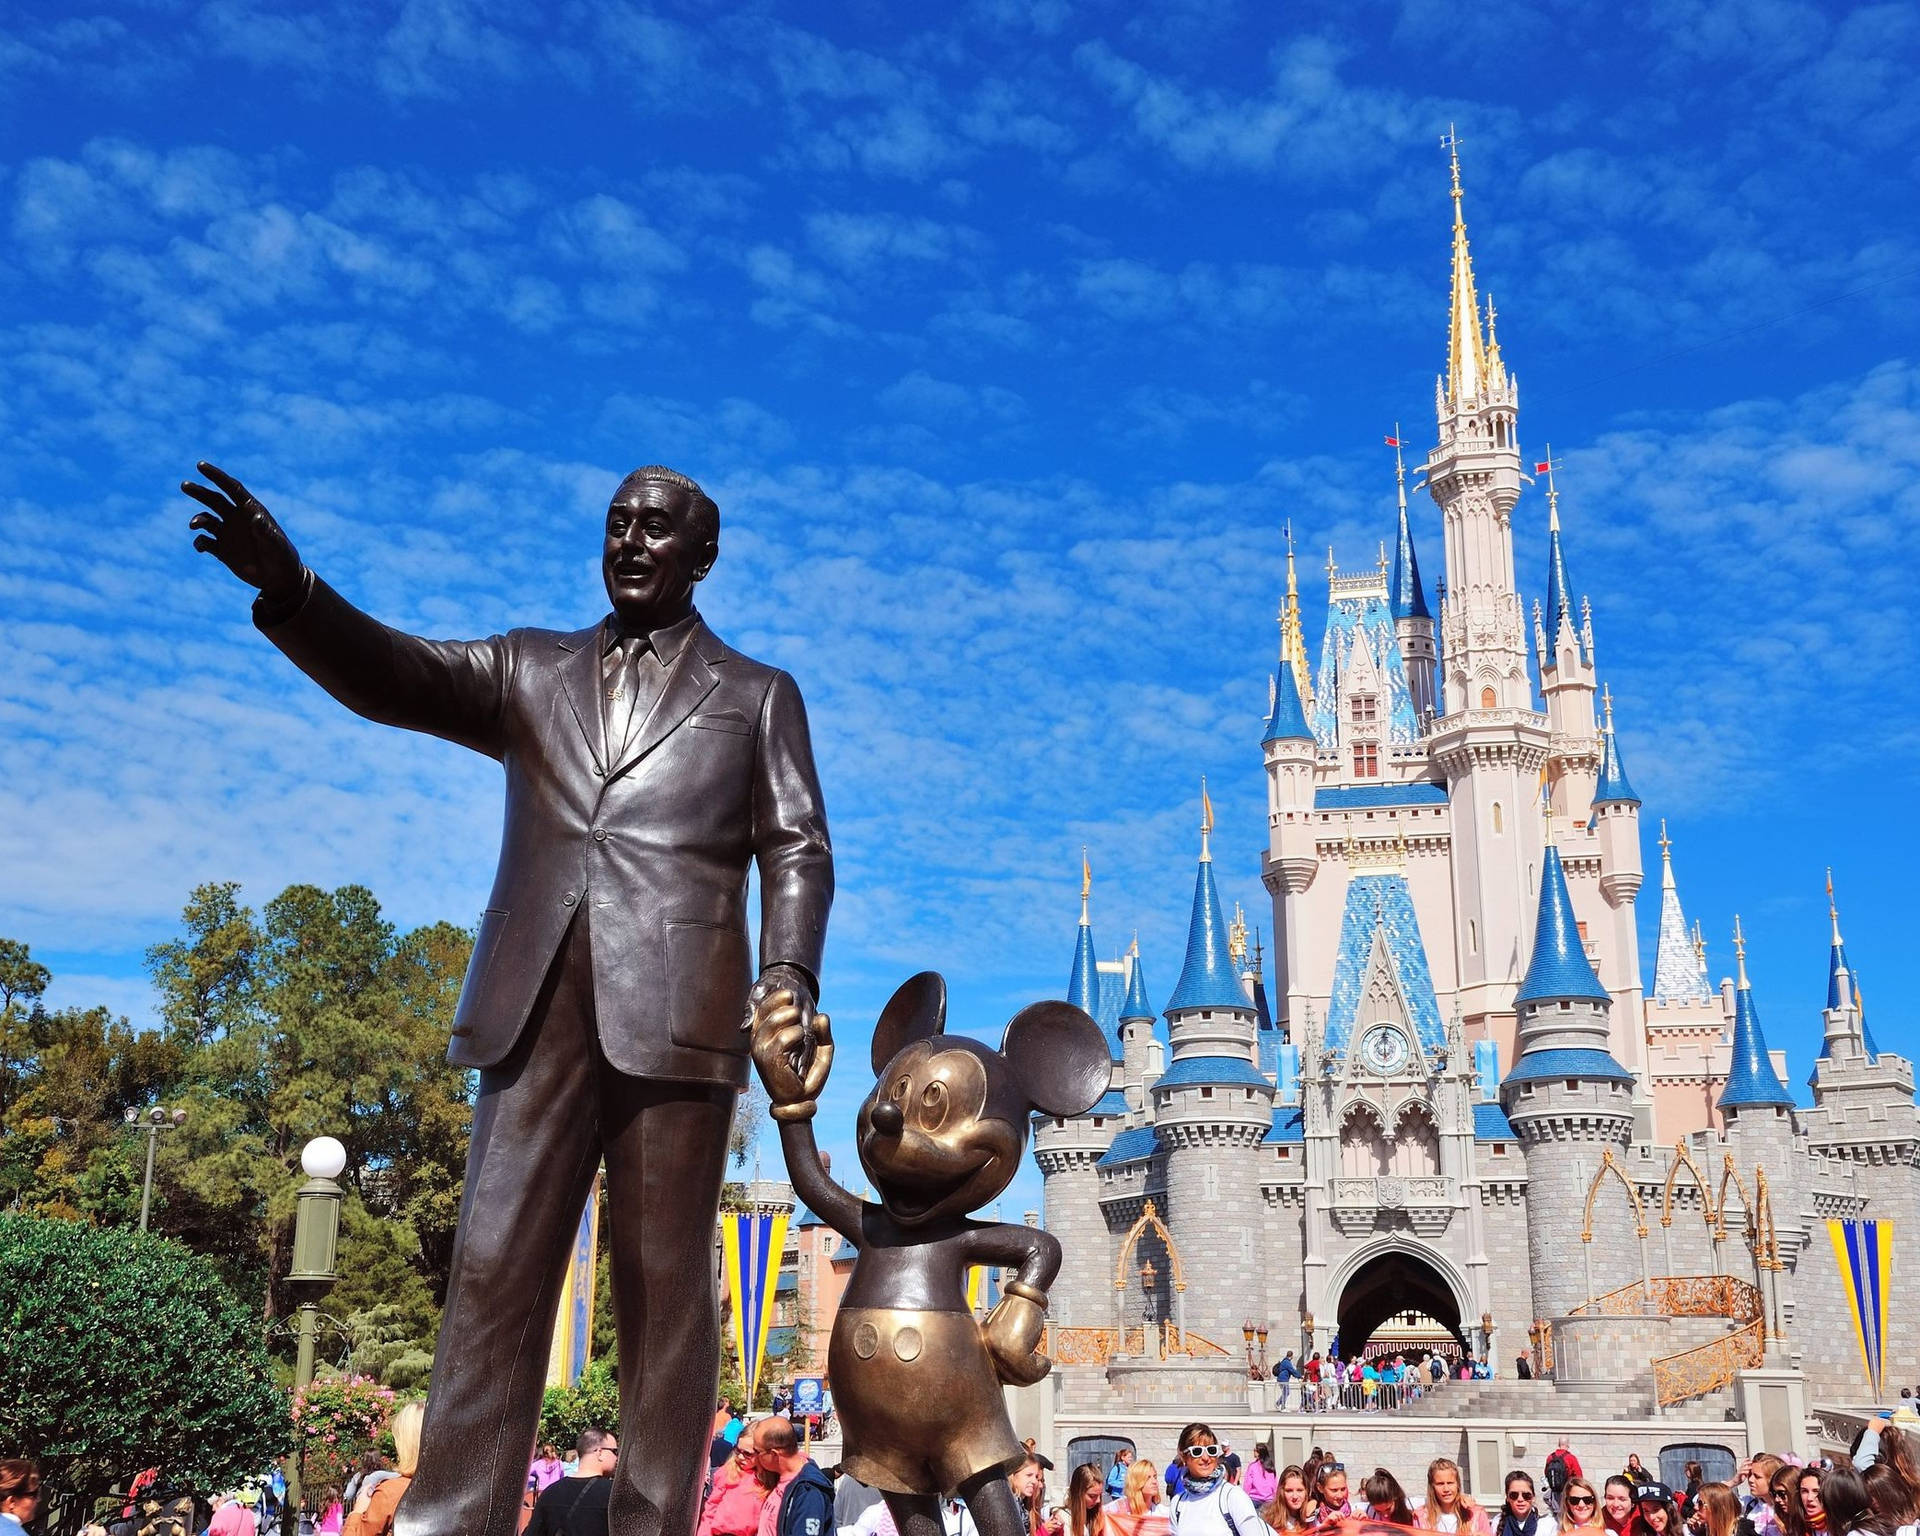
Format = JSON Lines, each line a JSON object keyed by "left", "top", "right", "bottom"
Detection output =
{"left": 210, "top": 1505, "right": 258, "bottom": 1536}
{"left": 758, "top": 1469, "right": 798, "bottom": 1536}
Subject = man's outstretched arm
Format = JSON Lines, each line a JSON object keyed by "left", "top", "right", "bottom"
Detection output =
{"left": 184, "top": 461, "right": 510, "bottom": 759}
{"left": 749, "top": 669, "right": 833, "bottom": 1023}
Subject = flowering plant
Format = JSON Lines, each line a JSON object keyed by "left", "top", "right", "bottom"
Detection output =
{"left": 293, "top": 1376, "right": 399, "bottom": 1497}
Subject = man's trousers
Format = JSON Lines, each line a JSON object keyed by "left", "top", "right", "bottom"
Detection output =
{"left": 397, "top": 912, "right": 736, "bottom": 1536}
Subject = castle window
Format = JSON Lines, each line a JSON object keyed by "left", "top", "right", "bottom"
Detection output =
{"left": 1055, "top": 1118, "right": 1065, "bottom": 1129}
{"left": 1352, "top": 743, "right": 1379, "bottom": 777}
{"left": 1093, "top": 1118, "right": 1106, "bottom": 1129}
{"left": 1559, "top": 1000, "right": 1572, "bottom": 1012}
{"left": 1576, "top": 921, "right": 1589, "bottom": 942}
{"left": 1480, "top": 685, "right": 1497, "bottom": 708}
{"left": 1200, "top": 1086, "right": 1213, "bottom": 1099}
{"left": 1492, "top": 802, "right": 1504, "bottom": 834}
{"left": 1492, "top": 1143, "right": 1507, "bottom": 1156}
{"left": 1566, "top": 1080, "right": 1580, "bottom": 1090}
{"left": 1351, "top": 695, "right": 1377, "bottom": 726}
{"left": 1468, "top": 920, "right": 1478, "bottom": 954}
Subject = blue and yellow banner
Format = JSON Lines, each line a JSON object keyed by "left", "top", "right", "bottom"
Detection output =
{"left": 548, "top": 1172, "right": 600, "bottom": 1388}
{"left": 723, "top": 1209, "right": 790, "bottom": 1405}
{"left": 1827, "top": 1218, "right": 1892, "bottom": 1396}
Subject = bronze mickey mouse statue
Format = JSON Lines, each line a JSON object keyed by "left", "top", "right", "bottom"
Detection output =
{"left": 751, "top": 972, "right": 1109, "bottom": 1536}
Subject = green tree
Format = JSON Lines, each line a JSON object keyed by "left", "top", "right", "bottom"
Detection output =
{"left": 0, "top": 937, "right": 52, "bottom": 1118}
{"left": 0, "top": 1214, "right": 290, "bottom": 1513}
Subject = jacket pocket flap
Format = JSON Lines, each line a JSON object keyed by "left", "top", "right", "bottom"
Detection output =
{"left": 689, "top": 711, "right": 752, "bottom": 735}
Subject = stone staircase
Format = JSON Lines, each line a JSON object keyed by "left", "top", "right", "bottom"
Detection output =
{"left": 1379, "top": 1376, "right": 1737, "bottom": 1421}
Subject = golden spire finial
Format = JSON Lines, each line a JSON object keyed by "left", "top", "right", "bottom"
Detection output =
{"left": 1279, "top": 520, "right": 1310, "bottom": 700}
{"left": 1827, "top": 868, "right": 1843, "bottom": 945}
{"left": 1080, "top": 846, "right": 1092, "bottom": 923}
{"left": 1602, "top": 682, "right": 1615, "bottom": 732}
{"left": 1540, "top": 769, "right": 1555, "bottom": 848}
{"left": 1658, "top": 818, "right": 1672, "bottom": 857}
{"left": 1128, "top": 930, "right": 1140, "bottom": 959}
{"left": 1229, "top": 901, "right": 1248, "bottom": 965}
{"left": 1200, "top": 777, "right": 1215, "bottom": 862}
{"left": 1732, "top": 915, "right": 1749, "bottom": 988}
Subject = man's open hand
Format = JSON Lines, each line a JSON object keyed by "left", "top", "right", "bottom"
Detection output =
{"left": 181, "top": 461, "right": 303, "bottom": 598}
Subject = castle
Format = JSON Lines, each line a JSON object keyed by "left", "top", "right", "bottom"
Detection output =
{"left": 1031, "top": 140, "right": 1917, "bottom": 1420}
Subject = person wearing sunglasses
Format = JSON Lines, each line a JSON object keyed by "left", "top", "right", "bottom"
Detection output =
{"left": 1497, "top": 1474, "right": 1558, "bottom": 1536}
{"left": 1558, "top": 1480, "right": 1604, "bottom": 1536}
{"left": 1167, "top": 1427, "right": 1262, "bottom": 1536}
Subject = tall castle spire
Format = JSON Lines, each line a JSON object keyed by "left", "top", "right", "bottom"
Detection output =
{"left": 1651, "top": 821, "right": 1713, "bottom": 1003}
{"left": 1592, "top": 686, "right": 1639, "bottom": 806}
{"left": 1278, "top": 522, "right": 1312, "bottom": 705}
{"left": 1444, "top": 125, "right": 1489, "bottom": 413}
{"left": 1720, "top": 916, "right": 1794, "bottom": 1111}
{"left": 1388, "top": 428, "right": 1439, "bottom": 724}
{"left": 1819, "top": 871, "right": 1881, "bottom": 1060}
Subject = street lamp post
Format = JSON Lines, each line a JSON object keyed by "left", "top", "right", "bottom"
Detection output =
{"left": 285, "top": 1136, "right": 346, "bottom": 1536}
{"left": 125, "top": 1104, "right": 187, "bottom": 1232}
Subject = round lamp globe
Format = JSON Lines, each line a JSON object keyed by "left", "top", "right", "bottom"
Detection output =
{"left": 301, "top": 1136, "right": 348, "bottom": 1180}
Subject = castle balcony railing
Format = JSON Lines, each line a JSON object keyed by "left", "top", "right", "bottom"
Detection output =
{"left": 1039, "top": 1322, "right": 1232, "bottom": 1366}
{"left": 1571, "top": 1274, "right": 1763, "bottom": 1324}
{"left": 1329, "top": 1174, "right": 1453, "bottom": 1237}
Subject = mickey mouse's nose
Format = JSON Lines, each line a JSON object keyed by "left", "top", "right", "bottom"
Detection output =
{"left": 870, "top": 1099, "right": 904, "bottom": 1136}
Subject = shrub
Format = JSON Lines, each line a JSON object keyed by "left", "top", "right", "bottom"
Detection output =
{"left": 0, "top": 1214, "right": 292, "bottom": 1511}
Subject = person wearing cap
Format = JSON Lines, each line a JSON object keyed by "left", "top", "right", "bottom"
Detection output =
{"left": 1631, "top": 1485, "right": 1680, "bottom": 1536}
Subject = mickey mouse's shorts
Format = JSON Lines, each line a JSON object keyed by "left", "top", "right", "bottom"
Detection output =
{"left": 828, "top": 1306, "right": 1025, "bottom": 1495}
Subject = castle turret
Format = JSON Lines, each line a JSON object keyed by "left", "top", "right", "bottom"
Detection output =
{"left": 1119, "top": 939, "right": 1158, "bottom": 1117}
{"left": 1426, "top": 133, "right": 1550, "bottom": 1065}
{"left": 1817, "top": 872, "right": 1881, "bottom": 1064}
{"left": 1589, "top": 686, "right": 1650, "bottom": 1120}
{"left": 1034, "top": 857, "right": 1125, "bottom": 1326}
{"left": 1263, "top": 649, "right": 1319, "bottom": 1036}
{"left": 1652, "top": 823, "right": 1713, "bottom": 1004}
{"left": 1500, "top": 839, "right": 1637, "bottom": 1317}
{"left": 1539, "top": 461, "right": 1600, "bottom": 828}
{"left": 1388, "top": 433, "right": 1438, "bottom": 725}
{"left": 1718, "top": 917, "right": 1794, "bottom": 1122}
{"left": 1158, "top": 786, "right": 1273, "bottom": 1344}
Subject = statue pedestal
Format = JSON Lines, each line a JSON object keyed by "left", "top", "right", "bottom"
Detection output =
{"left": 1735, "top": 1367, "right": 1811, "bottom": 1458}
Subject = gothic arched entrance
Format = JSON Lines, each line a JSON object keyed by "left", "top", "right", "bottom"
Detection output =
{"left": 1333, "top": 1247, "right": 1468, "bottom": 1361}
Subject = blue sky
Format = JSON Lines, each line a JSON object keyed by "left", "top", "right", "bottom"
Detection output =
{"left": 3, "top": 0, "right": 1916, "bottom": 1217}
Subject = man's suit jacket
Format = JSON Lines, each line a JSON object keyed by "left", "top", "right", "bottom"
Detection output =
{"left": 260, "top": 575, "right": 833, "bottom": 1086}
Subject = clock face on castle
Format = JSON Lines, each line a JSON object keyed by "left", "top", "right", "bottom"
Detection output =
{"left": 1360, "top": 1024, "right": 1411, "bottom": 1075}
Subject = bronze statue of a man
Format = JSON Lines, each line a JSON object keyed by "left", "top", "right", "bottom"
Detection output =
{"left": 183, "top": 461, "right": 833, "bottom": 1536}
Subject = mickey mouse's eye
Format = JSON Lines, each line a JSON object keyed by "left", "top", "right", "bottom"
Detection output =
{"left": 919, "top": 1080, "right": 949, "bottom": 1132}
{"left": 891, "top": 1076, "right": 911, "bottom": 1102}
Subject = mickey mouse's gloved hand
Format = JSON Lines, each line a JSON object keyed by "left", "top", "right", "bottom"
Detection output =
{"left": 982, "top": 1284, "right": 1052, "bottom": 1386}
{"left": 750, "top": 993, "right": 833, "bottom": 1121}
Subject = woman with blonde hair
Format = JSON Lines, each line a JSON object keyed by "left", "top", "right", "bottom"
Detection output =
{"left": 1421, "top": 1460, "right": 1492, "bottom": 1534}
{"left": 1107, "top": 1461, "right": 1171, "bottom": 1536}
{"left": 1690, "top": 1484, "right": 1740, "bottom": 1536}
{"left": 1558, "top": 1481, "right": 1604, "bottom": 1536}
{"left": 347, "top": 1402, "right": 423, "bottom": 1536}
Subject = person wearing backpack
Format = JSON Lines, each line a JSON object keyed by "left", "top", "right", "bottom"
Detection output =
{"left": 1546, "top": 1444, "right": 1584, "bottom": 1518}
{"left": 1166, "top": 1427, "right": 1260, "bottom": 1536}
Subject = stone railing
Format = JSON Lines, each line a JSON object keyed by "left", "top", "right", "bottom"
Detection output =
{"left": 1574, "top": 1274, "right": 1763, "bottom": 1324}
{"left": 1330, "top": 1175, "right": 1453, "bottom": 1235}
{"left": 1653, "top": 1316, "right": 1765, "bottom": 1407}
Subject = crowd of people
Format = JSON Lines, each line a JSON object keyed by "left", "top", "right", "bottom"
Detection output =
{"left": 1052, "top": 1415, "right": 1920, "bottom": 1536}
{"left": 1269, "top": 1353, "right": 1505, "bottom": 1413}
{"left": 7, "top": 1402, "right": 1919, "bottom": 1536}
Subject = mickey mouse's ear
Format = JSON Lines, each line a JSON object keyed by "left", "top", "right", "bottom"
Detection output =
{"left": 1000, "top": 1001, "right": 1109, "bottom": 1118}
{"left": 871, "top": 971, "right": 947, "bottom": 1074}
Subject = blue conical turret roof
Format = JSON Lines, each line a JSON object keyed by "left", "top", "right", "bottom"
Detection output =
{"left": 1121, "top": 953, "right": 1154, "bottom": 1022}
{"left": 1390, "top": 500, "right": 1430, "bottom": 621}
{"left": 1593, "top": 716, "right": 1639, "bottom": 806}
{"left": 1721, "top": 940, "right": 1794, "bottom": 1111}
{"left": 1826, "top": 937, "right": 1852, "bottom": 1013}
{"left": 1263, "top": 658, "right": 1314, "bottom": 744}
{"left": 1166, "top": 853, "right": 1252, "bottom": 1013}
{"left": 1516, "top": 846, "right": 1612, "bottom": 1005}
{"left": 1067, "top": 916, "right": 1099, "bottom": 1021}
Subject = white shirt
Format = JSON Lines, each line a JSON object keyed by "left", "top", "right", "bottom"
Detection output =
{"left": 1167, "top": 1480, "right": 1263, "bottom": 1536}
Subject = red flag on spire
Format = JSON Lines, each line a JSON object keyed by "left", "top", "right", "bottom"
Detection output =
{"left": 1535, "top": 461, "right": 1551, "bottom": 473}
{"left": 1384, "top": 435, "right": 1401, "bottom": 447}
